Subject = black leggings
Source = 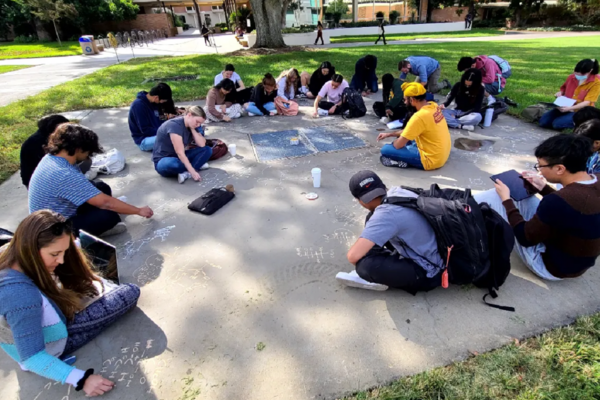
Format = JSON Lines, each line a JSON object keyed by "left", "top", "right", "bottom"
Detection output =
{"left": 356, "top": 246, "right": 441, "bottom": 295}
{"left": 69, "top": 181, "right": 121, "bottom": 237}
{"left": 318, "top": 100, "right": 342, "bottom": 114}
{"left": 372, "top": 102, "right": 408, "bottom": 122}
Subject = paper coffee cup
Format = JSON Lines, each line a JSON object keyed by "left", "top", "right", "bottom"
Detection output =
{"left": 311, "top": 167, "right": 321, "bottom": 188}
{"left": 229, "top": 144, "right": 237, "bottom": 156}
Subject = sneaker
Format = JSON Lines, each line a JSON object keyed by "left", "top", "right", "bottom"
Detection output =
{"left": 100, "top": 222, "right": 127, "bottom": 238}
{"left": 200, "top": 163, "right": 210, "bottom": 170}
{"left": 443, "top": 79, "right": 452, "bottom": 89}
{"left": 336, "top": 271, "right": 389, "bottom": 291}
{"left": 248, "top": 112, "right": 257, "bottom": 117}
{"left": 380, "top": 116, "right": 390, "bottom": 124}
{"left": 84, "top": 170, "right": 97, "bottom": 181}
{"left": 503, "top": 96, "right": 519, "bottom": 107}
{"left": 461, "top": 124, "right": 475, "bottom": 131}
{"left": 178, "top": 171, "right": 192, "bottom": 184}
{"left": 317, "top": 108, "right": 329, "bottom": 116}
{"left": 487, "top": 95, "right": 496, "bottom": 106}
{"left": 380, "top": 156, "right": 409, "bottom": 168}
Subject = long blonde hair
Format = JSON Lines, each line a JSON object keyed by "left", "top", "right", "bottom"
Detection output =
{"left": 0, "top": 211, "right": 100, "bottom": 319}
{"left": 277, "top": 68, "right": 299, "bottom": 96}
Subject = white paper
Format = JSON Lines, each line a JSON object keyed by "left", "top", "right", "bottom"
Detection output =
{"left": 386, "top": 120, "right": 404, "bottom": 130}
{"left": 553, "top": 96, "right": 576, "bottom": 107}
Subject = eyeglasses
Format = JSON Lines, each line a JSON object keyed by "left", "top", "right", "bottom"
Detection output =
{"left": 534, "top": 163, "right": 558, "bottom": 171}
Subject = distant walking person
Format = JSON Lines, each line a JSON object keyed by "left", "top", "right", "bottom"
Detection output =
{"left": 465, "top": 12, "right": 473, "bottom": 29}
{"left": 314, "top": 21, "right": 324, "bottom": 45}
{"left": 201, "top": 25, "right": 210, "bottom": 46}
{"left": 375, "top": 19, "right": 387, "bottom": 45}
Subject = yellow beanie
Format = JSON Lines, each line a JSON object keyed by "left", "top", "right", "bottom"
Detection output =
{"left": 401, "top": 82, "right": 427, "bottom": 97}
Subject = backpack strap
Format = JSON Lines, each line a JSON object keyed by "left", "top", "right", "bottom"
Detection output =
{"left": 483, "top": 292, "right": 515, "bottom": 312}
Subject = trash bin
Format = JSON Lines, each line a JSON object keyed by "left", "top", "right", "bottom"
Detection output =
{"left": 79, "top": 36, "right": 95, "bottom": 56}
{"left": 83, "top": 35, "right": 99, "bottom": 54}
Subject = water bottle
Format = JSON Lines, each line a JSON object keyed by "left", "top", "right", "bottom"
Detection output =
{"left": 483, "top": 107, "right": 494, "bottom": 127}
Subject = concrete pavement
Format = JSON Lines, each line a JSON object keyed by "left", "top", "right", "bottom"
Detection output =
{"left": 0, "top": 34, "right": 243, "bottom": 107}
{"left": 1, "top": 93, "right": 599, "bottom": 400}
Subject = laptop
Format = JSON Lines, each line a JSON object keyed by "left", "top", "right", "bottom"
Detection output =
{"left": 79, "top": 230, "right": 120, "bottom": 284}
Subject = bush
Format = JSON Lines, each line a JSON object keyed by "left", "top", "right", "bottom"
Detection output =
{"left": 389, "top": 10, "right": 400, "bottom": 25}
{"left": 282, "top": 26, "right": 316, "bottom": 34}
{"left": 473, "top": 19, "right": 506, "bottom": 28}
{"left": 183, "top": 24, "right": 190, "bottom": 31}
{"left": 340, "top": 21, "right": 380, "bottom": 27}
{"left": 524, "top": 25, "right": 599, "bottom": 31}
{"left": 13, "top": 35, "right": 38, "bottom": 43}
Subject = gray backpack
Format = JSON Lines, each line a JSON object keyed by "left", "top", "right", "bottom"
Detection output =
{"left": 521, "top": 103, "right": 552, "bottom": 123}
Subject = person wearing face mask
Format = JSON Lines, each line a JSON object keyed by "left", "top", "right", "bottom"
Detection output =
{"left": 28, "top": 124, "right": 153, "bottom": 237}
{"left": 153, "top": 106, "right": 213, "bottom": 184}
{"left": 474, "top": 134, "right": 600, "bottom": 280}
{"left": 0, "top": 211, "right": 140, "bottom": 397}
{"left": 539, "top": 59, "right": 600, "bottom": 131}
{"left": 307, "top": 61, "right": 336, "bottom": 99}
{"left": 376, "top": 82, "right": 451, "bottom": 170}
{"left": 440, "top": 68, "right": 484, "bottom": 131}
{"left": 312, "top": 74, "right": 349, "bottom": 117}
{"left": 246, "top": 73, "right": 278, "bottom": 116}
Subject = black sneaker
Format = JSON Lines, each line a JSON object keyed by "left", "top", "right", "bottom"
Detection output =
{"left": 443, "top": 79, "right": 452, "bottom": 89}
{"left": 380, "top": 156, "right": 409, "bottom": 168}
{"left": 504, "top": 96, "right": 519, "bottom": 107}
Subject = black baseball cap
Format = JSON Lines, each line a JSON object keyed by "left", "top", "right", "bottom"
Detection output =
{"left": 349, "top": 170, "right": 387, "bottom": 203}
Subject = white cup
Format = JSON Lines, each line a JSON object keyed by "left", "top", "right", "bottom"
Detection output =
{"left": 229, "top": 143, "right": 237, "bottom": 156}
{"left": 311, "top": 168, "right": 321, "bottom": 188}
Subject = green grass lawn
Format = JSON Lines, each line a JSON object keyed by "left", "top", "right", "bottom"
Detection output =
{"left": 0, "top": 65, "right": 31, "bottom": 74}
{"left": 341, "top": 313, "right": 600, "bottom": 400}
{"left": 330, "top": 28, "right": 505, "bottom": 43}
{"left": 0, "top": 35, "right": 599, "bottom": 182}
{"left": 0, "top": 41, "right": 81, "bottom": 60}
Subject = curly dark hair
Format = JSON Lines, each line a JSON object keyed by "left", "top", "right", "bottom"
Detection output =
{"left": 46, "top": 123, "right": 103, "bottom": 157}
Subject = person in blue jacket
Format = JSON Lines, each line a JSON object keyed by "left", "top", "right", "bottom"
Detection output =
{"left": 399, "top": 56, "right": 451, "bottom": 94}
{"left": 128, "top": 83, "right": 173, "bottom": 152}
{"left": 350, "top": 55, "right": 378, "bottom": 96}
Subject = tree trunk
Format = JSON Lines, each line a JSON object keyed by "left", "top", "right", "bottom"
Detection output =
{"left": 52, "top": 19, "right": 62, "bottom": 46}
{"left": 281, "top": 0, "right": 291, "bottom": 28}
{"left": 249, "top": 0, "right": 286, "bottom": 48}
{"left": 34, "top": 18, "right": 52, "bottom": 41}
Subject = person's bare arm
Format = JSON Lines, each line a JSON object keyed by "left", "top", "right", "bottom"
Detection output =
{"left": 347, "top": 238, "right": 375, "bottom": 265}
{"left": 171, "top": 133, "right": 200, "bottom": 180}
{"left": 393, "top": 136, "right": 410, "bottom": 150}
{"left": 191, "top": 129, "right": 207, "bottom": 147}
{"left": 87, "top": 194, "right": 152, "bottom": 217}
{"left": 237, "top": 79, "right": 246, "bottom": 90}
{"left": 313, "top": 95, "right": 323, "bottom": 115}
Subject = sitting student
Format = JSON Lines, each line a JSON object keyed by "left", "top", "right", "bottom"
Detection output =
{"left": 336, "top": 170, "right": 443, "bottom": 292}
{"left": 573, "top": 105, "right": 600, "bottom": 128}
{"left": 20, "top": 114, "right": 69, "bottom": 188}
{"left": 475, "top": 134, "right": 600, "bottom": 281}
{"left": 246, "top": 73, "right": 278, "bottom": 116}
{"left": 575, "top": 119, "right": 600, "bottom": 174}
{"left": 28, "top": 124, "right": 154, "bottom": 237}
{"left": 128, "top": 83, "right": 173, "bottom": 152}
{"left": 214, "top": 64, "right": 252, "bottom": 105}
{"left": 377, "top": 82, "right": 451, "bottom": 170}
{"left": 539, "top": 59, "right": 600, "bottom": 131}
{"left": 457, "top": 56, "right": 506, "bottom": 104}
{"left": 307, "top": 61, "right": 336, "bottom": 99}
{"left": 373, "top": 73, "right": 407, "bottom": 124}
{"left": 440, "top": 68, "right": 484, "bottom": 131}
{"left": 350, "top": 55, "right": 378, "bottom": 95}
{"left": 399, "top": 56, "right": 451, "bottom": 94}
{"left": 0, "top": 210, "right": 140, "bottom": 395}
{"left": 312, "top": 74, "right": 349, "bottom": 117}
{"left": 204, "top": 79, "right": 243, "bottom": 123}
{"left": 153, "top": 106, "right": 213, "bottom": 184}
{"left": 277, "top": 68, "right": 301, "bottom": 101}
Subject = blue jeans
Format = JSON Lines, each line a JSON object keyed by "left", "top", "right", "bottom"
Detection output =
{"left": 138, "top": 136, "right": 156, "bottom": 152}
{"left": 442, "top": 109, "right": 483, "bottom": 128}
{"left": 484, "top": 81, "right": 502, "bottom": 96}
{"left": 380, "top": 141, "right": 424, "bottom": 169}
{"left": 539, "top": 109, "right": 575, "bottom": 130}
{"left": 350, "top": 71, "right": 378, "bottom": 93}
{"left": 155, "top": 146, "right": 213, "bottom": 177}
{"left": 246, "top": 102, "right": 276, "bottom": 116}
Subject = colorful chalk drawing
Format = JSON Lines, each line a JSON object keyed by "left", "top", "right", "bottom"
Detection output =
{"left": 120, "top": 225, "right": 175, "bottom": 259}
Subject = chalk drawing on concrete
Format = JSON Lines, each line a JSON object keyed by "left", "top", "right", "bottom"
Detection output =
{"left": 119, "top": 225, "right": 175, "bottom": 259}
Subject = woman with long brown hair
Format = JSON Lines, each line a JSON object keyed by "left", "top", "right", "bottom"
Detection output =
{"left": 0, "top": 211, "right": 140, "bottom": 396}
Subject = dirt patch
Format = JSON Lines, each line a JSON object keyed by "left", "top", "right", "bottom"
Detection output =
{"left": 228, "top": 46, "right": 320, "bottom": 57}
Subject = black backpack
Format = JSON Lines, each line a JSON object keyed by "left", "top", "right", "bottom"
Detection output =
{"left": 341, "top": 88, "right": 367, "bottom": 119}
{"left": 473, "top": 203, "right": 515, "bottom": 312}
{"left": 188, "top": 187, "right": 234, "bottom": 215}
{"left": 383, "top": 184, "right": 490, "bottom": 286}
{"left": 0, "top": 228, "right": 13, "bottom": 247}
{"left": 482, "top": 100, "right": 509, "bottom": 124}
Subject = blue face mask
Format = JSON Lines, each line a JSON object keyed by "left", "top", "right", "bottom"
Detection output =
{"left": 575, "top": 74, "right": 588, "bottom": 82}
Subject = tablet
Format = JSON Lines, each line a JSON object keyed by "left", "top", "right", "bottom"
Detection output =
{"left": 79, "top": 230, "right": 120, "bottom": 284}
{"left": 490, "top": 170, "right": 536, "bottom": 202}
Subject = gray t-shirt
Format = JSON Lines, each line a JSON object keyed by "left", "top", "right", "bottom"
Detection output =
{"left": 360, "top": 187, "right": 444, "bottom": 277}
{"left": 152, "top": 117, "right": 191, "bottom": 164}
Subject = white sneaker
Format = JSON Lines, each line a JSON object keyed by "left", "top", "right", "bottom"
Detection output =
{"left": 335, "top": 271, "right": 389, "bottom": 291}
{"left": 100, "top": 222, "right": 128, "bottom": 238}
{"left": 178, "top": 171, "right": 192, "bottom": 184}
{"left": 461, "top": 125, "right": 475, "bottom": 131}
{"left": 380, "top": 116, "right": 390, "bottom": 124}
{"left": 200, "top": 163, "right": 210, "bottom": 170}
{"left": 317, "top": 108, "right": 329, "bottom": 116}
{"left": 248, "top": 112, "right": 257, "bottom": 117}
{"left": 487, "top": 95, "right": 496, "bottom": 105}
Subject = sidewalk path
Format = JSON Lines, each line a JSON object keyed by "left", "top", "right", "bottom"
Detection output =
{"left": 0, "top": 34, "right": 242, "bottom": 107}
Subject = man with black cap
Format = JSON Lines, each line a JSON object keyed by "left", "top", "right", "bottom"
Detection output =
{"left": 128, "top": 83, "right": 173, "bottom": 152}
{"left": 336, "top": 170, "right": 443, "bottom": 293}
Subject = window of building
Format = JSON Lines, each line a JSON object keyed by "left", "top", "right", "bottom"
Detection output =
{"left": 211, "top": 5, "right": 223, "bottom": 10}
{"left": 186, "top": 6, "right": 194, "bottom": 12}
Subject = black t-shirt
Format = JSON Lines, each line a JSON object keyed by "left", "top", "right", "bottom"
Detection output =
{"left": 20, "top": 130, "right": 49, "bottom": 188}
